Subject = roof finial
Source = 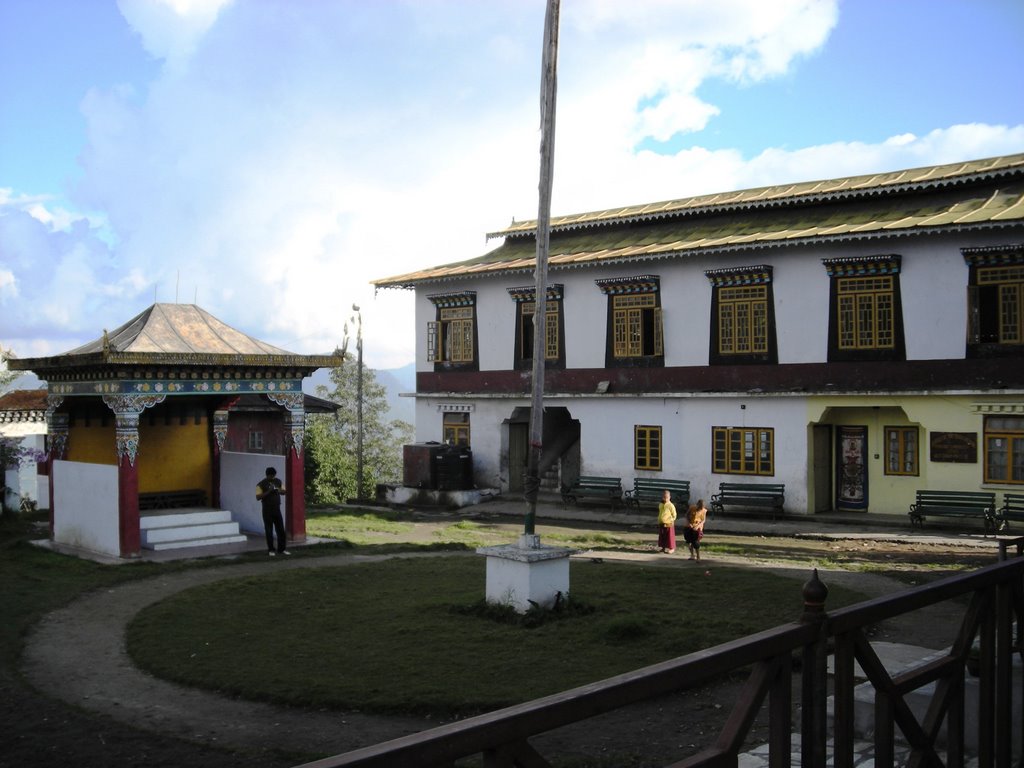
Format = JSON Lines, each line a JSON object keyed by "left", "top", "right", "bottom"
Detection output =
{"left": 102, "top": 330, "right": 110, "bottom": 355}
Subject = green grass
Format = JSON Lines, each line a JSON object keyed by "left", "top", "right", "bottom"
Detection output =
{"left": 126, "top": 556, "right": 867, "bottom": 717}
{"left": 306, "top": 506, "right": 416, "bottom": 542}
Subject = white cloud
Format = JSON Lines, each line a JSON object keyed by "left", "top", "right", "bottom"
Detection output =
{"left": 3, "top": 1, "right": 1022, "bottom": 372}
{"left": 117, "top": 0, "right": 235, "bottom": 70}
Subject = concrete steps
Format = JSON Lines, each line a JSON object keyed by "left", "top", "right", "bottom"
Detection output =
{"left": 140, "top": 508, "right": 248, "bottom": 551}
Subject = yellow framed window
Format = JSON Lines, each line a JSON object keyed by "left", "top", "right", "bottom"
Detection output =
{"left": 519, "top": 301, "right": 560, "bottom": 360}
{"left": 837, "top": 276, "right": 894, "bottom": 350}
{"left": 884, "top": 426, "right": 918, "bottom": 476}
{"left": 978, "top": 266, "right": 1024, "bottom": 344}
{"left": 443, "top": 413, "right": 470, "bottom": 446}
{"left": 612, "top": 294, "right": 663, "bottom": 358}
{"left": 985, "top": 416, "right": 1024, "bottom": 484}
{"left": 634, "top": 425, "right": 662, "bottom": 471}
{"left": 427, "top": 307, "right": 475, "bottom": 363}
{"left": 718, "top": 285, "right": 768, "bottom": 354}
{"left": 712, "top": 426, "right": 774, "bottom": 475}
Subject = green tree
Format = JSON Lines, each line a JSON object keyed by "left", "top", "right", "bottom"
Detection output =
{"left": 305, "top": 361, "right": 413, "bottom": 503}
{"left": 0, "top": 346, "right": 17, "bottom": 393}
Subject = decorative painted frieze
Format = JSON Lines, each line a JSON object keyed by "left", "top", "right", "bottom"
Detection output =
{"left": 704, "top": 265, "right": 773, "bottom": 287}
{"left": 47, "top": 412, "right": 70, "bottom": 460}
{"left": 822, "top": 255, "right": 901, "bottom": 277}
{"left": 212, "top": 410, "right": 230, "bottom": 452}
{"left": 49, "top": 378, "right": 304, "bottom": 396}
{"left": 102, "top": 393, "right": 167, "bottom": 465}
{"left": 595, "top": 275, "right": 660, "bottom": 294}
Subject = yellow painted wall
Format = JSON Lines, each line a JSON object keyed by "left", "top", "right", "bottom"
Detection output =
{"left": 67, "top": 423, "right": 117, "bottom": 465}
{"left": 808, "top": 394, "right": 1024, "bottom": 515}
{"left": 137, "top": 416, "right": 211, "bottom": 495}
{"left": 63, "top": 410, "right": 212, "bottom": 498}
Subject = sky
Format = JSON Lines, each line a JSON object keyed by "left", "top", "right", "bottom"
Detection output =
{"left": 1, "top": 0, "right": 1023, "bottom": 373}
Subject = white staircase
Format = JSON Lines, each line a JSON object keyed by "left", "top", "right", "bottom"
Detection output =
{"left": 140, "top": 509, "right": 248, "bottom": 551}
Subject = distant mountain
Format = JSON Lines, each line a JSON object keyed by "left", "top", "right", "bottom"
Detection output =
{"left": 1, "top": 372, "right": 45, "bottom": 392}
{"left": 303, "top": 362, "right": 415, "bottom": 425}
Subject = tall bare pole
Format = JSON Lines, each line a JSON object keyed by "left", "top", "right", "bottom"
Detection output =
{"left": 523, "top": 0, "right": 559, "bottom": 536}
{"left": 353, "top": 304, "right": 364, "bottom": 500}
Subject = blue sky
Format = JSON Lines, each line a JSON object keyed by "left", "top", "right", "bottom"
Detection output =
{"left": 2, "top": 0, "right": 1023, "bottom": 371}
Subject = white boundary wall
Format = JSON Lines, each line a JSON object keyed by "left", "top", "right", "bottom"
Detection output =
{"left": 221, "top": 451, "right": 285, "bottom": 535}
{"left": 53, "top": 459, "right": 119, "bottom": 557}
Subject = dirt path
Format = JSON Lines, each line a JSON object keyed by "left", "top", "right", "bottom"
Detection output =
{"left": 21, "top": 539, "right": 978, "bottom": 766}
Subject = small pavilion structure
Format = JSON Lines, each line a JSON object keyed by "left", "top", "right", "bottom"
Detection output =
{"left": 9, "top": 303, "right": 342, "bottom": 558}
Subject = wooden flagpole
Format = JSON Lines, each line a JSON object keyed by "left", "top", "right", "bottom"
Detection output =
{"left": 523, "top": 0, "right": 560, "bottom": 537}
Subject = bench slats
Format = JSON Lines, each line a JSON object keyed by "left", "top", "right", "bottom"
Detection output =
{"left": 710, "top": 482, "right": 785, "bottom": 520}
{"left": 625, "top": 478, "right": 691, "bottom": 511}
{"left": 561, "top": 476, "right": 623, "bottom": 511}
{"left": 907, "top": 490, "right": 995, "bottom": 534}
{"left": 995, "top": 492, "right": 1024, "bottom": 531}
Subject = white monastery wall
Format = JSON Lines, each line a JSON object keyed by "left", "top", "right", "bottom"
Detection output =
{"left": 52, "top": 459, "right": 119, "bottom": 557}
{"left": 475, "top": 280, "right": 516, "bottom": 372}
{"left": 221, "top": 451, "right": 285, "bottom": 534}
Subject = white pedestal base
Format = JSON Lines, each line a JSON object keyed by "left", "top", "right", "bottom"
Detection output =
{"left": 477, "top": 535, "right": 572, "bottom": 614}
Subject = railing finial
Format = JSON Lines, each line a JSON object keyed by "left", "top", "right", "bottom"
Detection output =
{"left": 801, "top": 568, "right": 829, "bottom": 623}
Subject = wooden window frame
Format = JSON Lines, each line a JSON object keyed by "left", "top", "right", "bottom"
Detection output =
{"left": 884, "top": 426, "right": 918, "bottom": 476}
{"left": 248, "top": 430, "right": 264, "bottom": 452}
{"left": 712, "top": 426, "right": 774, "bottom": 476}
{"left": 612, "top": 294, "right": 663, "bottom": 359}
{"left": 427, "top": 305, "right": 476, "bottom": 365}
{"left": 634, "top": 425, "right": 662, "bottom": 471}
{"left": 718, "top": 284, "right": 769, "bottom": 355}
{"left": 519, "top": 301, "right": 560, "bottom": 361}
{"left": 836, "top": 276, "right": 895, "bottom": 351}
{"left": 974, "top": 265, "right": 1024, "bottom": 345}
{"left": 984, "top": 415, "right": 1024, "bottom": 485}
{"left": 443, "top": 412, "right": 471, "bottom": 447}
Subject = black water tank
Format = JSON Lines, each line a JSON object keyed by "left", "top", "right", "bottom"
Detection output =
{"left": 435, "top": 446, "right": 473, "bottom": 491}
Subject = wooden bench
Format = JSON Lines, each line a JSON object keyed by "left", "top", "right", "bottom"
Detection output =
{"left": 710, "top": 482, "right": 785, "bottom": 520}
{"left": 994, "top": 493, "right": 1024, "bottom": 532}
{"left": 624, "top": 478, "right": 690, "bottom": 512}
{"left": 907, "top": 490, "right": 996, "bottom": 533}
{"left": 561, "top": 476, "right": 623, "bottom": 511}
{"left": 138, "top": 489, "right": 208, "bottom": 511}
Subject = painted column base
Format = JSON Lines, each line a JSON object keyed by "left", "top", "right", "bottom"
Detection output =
{"left": 477, "top": 535, "right": 572, "bottom": 614}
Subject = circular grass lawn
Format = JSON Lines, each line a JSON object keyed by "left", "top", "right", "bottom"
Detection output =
{"left": 127, "top": 555, "right": 862, "bottom": 716}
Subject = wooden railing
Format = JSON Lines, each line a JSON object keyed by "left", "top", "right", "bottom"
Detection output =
{"left": 297, "top": 552, "right": 1024, "bottom": 768}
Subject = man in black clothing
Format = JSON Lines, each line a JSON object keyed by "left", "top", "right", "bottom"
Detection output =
{"left": 256, "top": 466, "right": 289, "bottom": 556}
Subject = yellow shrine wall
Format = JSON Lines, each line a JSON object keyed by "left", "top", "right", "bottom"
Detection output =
{"left": 67, "top": 423, "right": 117, "bottom": 465}
{"left": 137, "top": 416, "right": 211, "bottom": 495}
{"left": 63, "top": 402, "right": 212, "bottom": 498}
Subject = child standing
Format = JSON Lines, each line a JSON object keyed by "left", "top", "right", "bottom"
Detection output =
{"left": 684, "top": 498, "right": 708, "bottom": 561}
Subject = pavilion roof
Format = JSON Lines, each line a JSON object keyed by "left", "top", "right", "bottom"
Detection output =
{"left": 9, "top": 303, "right": 342, "bottom": 373}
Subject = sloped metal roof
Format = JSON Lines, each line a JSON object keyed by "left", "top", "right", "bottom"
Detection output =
{"left": 9, "top": 304, "right": 342, "bottom": 371}
{"left": 489, "top": 152, "right": 1024, "bottom": 238}
{"left": 374, "top": 166, "right": 1024, "bottom": 288}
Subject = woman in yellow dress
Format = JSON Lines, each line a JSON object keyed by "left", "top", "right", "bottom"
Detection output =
{"left": 657, "top": 489, "right": 677, "bottom": 554}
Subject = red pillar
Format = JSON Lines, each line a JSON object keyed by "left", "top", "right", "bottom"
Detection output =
{"left": 118, "top": 453, "right": 141, "bottom": 557}
{"left": 285, "top": 444, "right": 306, "bottom": 542}
{"left": 46, "top": 412, "right": 69, "bottom": 539}
{"left": 211, "top": 409, "right": 230, "bottom": 509}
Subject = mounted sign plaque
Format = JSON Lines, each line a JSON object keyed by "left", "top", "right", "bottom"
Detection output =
{"left": 929, "top": 432, "right": 978, "bottom": 463}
